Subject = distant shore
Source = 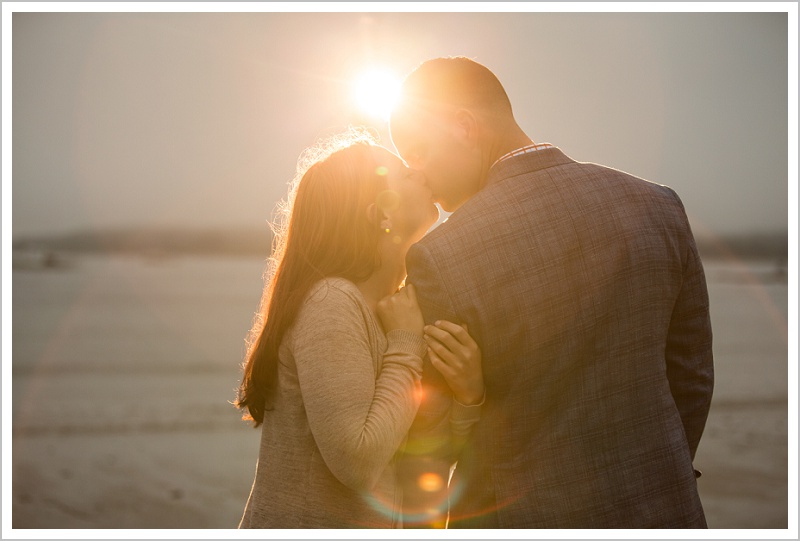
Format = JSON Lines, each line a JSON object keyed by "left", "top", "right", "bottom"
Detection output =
{"left": 12, "top": 227, "right": 274, "bottom": 260}
{"left": 11, "top": 227, "right": 789, "bottom": 262}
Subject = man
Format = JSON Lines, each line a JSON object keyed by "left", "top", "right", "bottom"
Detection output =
{"left": 389, "top": 56, "right": 714, "bottom": 528}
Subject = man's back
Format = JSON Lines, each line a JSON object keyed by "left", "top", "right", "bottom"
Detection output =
{"left": 405, "top": 147, "right": 714, "bottom": 528}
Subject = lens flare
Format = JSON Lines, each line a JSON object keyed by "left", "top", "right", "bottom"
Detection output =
{"left": 417, "top": 472, "right": 444, "bottom": 493}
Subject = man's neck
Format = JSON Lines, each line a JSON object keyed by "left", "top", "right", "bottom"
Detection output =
{"left": 493, "top": 127, "right": 534, "bottom": 163}
{"left": 479, "top": 125, "right": 533, "bottom": 189}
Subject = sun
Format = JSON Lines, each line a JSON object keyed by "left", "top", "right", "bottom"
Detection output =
{"left": 353, "top": 68, "right": 401, "bottom": 121}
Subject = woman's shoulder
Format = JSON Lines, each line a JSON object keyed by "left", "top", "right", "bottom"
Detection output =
{"left": 287, "top": 277, "right": 370, "bottom": 345}
{"left": 308, "top": 276, "right": 360, "bottom": 300}
{"left": 306, "top": 276, "right": 363, "bottom": 305}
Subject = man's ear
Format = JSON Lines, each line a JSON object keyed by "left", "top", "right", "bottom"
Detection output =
{"left": 453, "top": 108, "right": 479, "bottom": 148}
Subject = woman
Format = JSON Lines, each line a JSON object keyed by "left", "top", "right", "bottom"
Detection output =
{"left": 235, "top": 129, "right": 484, "bottom": 528}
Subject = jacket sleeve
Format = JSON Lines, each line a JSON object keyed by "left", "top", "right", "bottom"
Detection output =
{"left": 664, "top": 194, "right": 715, "bottom": 460}
{"left": 398, "top": 242, "right": 482, "bottom": 523}
{"left": 404, "top": 241, "right": 466, "bottom": 454}
{"left": 292, "top": 283, "right": 426, "bottom": 491}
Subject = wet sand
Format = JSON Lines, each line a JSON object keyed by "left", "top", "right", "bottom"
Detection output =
{"left": 7, "top": 255, "right": 791, "bottom": 531}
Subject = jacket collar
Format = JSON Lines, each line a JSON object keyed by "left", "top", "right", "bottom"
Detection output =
{"left": 485, "top": 147, "right": 575, "bottom": 188}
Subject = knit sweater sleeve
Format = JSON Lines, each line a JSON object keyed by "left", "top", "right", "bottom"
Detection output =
{"left": 290, "top": 281, "right": 427, "bottom": 491}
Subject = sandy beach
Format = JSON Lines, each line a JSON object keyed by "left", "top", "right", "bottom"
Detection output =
{"left": 8, "top": 254, "right": 791, "bottom": 532}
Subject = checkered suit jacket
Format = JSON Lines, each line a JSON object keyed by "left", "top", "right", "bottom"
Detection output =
{"left": 403, "top": 147, "right": 714, "bottom": 528}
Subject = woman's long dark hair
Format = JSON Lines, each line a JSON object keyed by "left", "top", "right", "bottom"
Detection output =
{"left": 236, "top": 129, "right": 388, "bottom": 426}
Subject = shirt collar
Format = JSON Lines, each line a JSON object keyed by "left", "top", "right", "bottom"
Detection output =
{"left": 491, "top": 142, "right": 554, "bottom": 169}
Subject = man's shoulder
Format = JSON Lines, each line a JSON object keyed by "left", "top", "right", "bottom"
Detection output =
{"left": 412, "top": 150, "right": 685, "bottom": 256}
{"left": 501, "top": 151, "right": 683, "bottom": 213}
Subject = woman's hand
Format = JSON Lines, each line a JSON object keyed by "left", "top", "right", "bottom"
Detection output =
{"left": 424, "top": 321, "right": 484, "bottom": 406}
{"left": 376, "top": 283, "right": 425, "bottom": 337}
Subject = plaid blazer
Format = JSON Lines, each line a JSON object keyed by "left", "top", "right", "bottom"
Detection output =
{"left": 403, "top": 147, "right": 714, "bottom": 528}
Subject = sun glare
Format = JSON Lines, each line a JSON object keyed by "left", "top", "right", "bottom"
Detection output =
{"left": 354, "top": 69, "right": 401, "bottom": 121}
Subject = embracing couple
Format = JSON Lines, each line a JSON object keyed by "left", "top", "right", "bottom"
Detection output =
{"left": 235, "top": 57, "right": 714, "bottom": 529}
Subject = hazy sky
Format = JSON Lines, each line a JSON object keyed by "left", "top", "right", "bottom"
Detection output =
{"left": 8, "top": 8, "right": 790, "bottom": 238}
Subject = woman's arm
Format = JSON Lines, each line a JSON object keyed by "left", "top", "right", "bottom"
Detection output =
{"left": 292, "top": 282, "right": 427, "bottom": 492}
